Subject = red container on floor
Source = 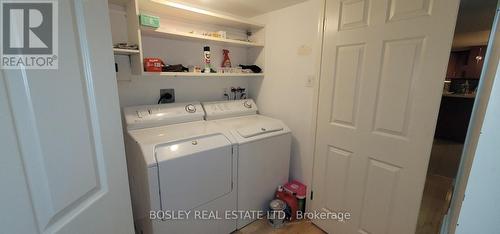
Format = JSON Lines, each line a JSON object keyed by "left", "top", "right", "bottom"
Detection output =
{"left": 283, "top": 180, "right": 307, "bottom": 214}
{"left": 275, "top": 186, "right": 299, "bottom": 221}
{"left": 283, "top": 180, "right": 307, "bottom": 198}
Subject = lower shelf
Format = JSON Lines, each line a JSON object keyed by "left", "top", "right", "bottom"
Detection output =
{"left": 142, "top": 72, "right": 264, "bottom": 77}
{"left": 113, "top": 48, "right": 140, "bottom": 55}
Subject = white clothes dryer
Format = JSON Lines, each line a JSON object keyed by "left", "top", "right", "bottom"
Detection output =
{"left": 123, "top": 102, "right": 237, "bottom": 234}
{"left": 202, "top": 99, "right": 292, "bottom": 229}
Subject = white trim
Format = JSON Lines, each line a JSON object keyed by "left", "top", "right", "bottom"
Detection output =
{"left": 307, "top": 0, "right": 326, "bottom": 212}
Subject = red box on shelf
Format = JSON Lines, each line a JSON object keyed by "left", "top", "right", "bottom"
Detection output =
{"left": 144, "top": 58, "right": 164, "bottom": 72}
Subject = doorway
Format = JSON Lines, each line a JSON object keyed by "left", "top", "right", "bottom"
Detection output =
{"left": 310, "top": 0, "right": 462, "bottom": 233}
{"left": 416, "top": 0, "right": 498, "bottom": 233}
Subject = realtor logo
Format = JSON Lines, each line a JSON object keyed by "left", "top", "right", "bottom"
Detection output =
{"left": 1, "top": 1, "right": 58, "bottom": 69}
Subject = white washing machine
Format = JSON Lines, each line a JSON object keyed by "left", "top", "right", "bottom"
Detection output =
{"left": 202, "top": 99, "right": 292, "bottom": 229}
{"left": 123, "top": 102, "right": 237, "bottom": 234}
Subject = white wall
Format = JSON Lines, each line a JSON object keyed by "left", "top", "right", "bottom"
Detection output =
{"left": 117, "top": 77, "right": 250, "bottom": 106}
{"left": 456, "top": 60, "right": 500, "bottom": 233}
{"left": 250, "top": 0, "right": 324, "bottom": 195}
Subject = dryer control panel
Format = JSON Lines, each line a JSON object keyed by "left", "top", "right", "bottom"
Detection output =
{"left": 203, "top": 99, "right": 258, "bottom": 120}
{"left": 124, "top": 102, "right": 204, "bottom": 130}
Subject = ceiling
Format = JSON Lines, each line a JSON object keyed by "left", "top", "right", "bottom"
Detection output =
{"left": 170, "top": 0, "right": 308, "bottom": 18}
{"left": 170, "top": 0, "right": 499, "bottom": 23}
{"left": 455, "top": 0, "right": 497, "bottom": 33}
{"left": 459, "top": 0, "right": 497, "bottom": 9}
{"left": 120, "top": 0, "right": 497, "bottom": 32}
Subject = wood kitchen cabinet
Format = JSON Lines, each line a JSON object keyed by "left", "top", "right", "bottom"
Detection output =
{"left": 434, "top": 96, "right": 475, "bottom": 143}
{"left": 465, "top": 46, "right": 486, "bottom": 78}
{"left": 446, "top": 46, "right": 486, "bottom": 79}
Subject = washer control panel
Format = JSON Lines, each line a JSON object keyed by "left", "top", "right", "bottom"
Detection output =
{"left": 203, "top": 99, "right": 258, "bottom": 120}
{"left": 124, "top": 102, "right": 204, "bottom": 130}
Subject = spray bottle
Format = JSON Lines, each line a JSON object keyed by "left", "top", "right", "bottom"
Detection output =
{"left": 203, "top": 46, "right": 212, "bottom": 73}
{"left": 222, "top": 49, "right": 232, "bottom": 68}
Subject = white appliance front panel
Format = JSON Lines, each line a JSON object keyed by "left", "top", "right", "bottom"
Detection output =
{"left": 156, "top": 134, "right": 233, "bottom": 211}
{"left": 237, "top": 133, "right": 292, "bottom": 228}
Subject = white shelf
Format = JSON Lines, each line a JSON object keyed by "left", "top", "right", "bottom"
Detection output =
{"left": 113, "top": 48, "right": 141, "bottom": 55}
{"left": 142, "top": 72, "right": 264, "bottom": 77}
{"left": 141, "top": 28, "right": 264, "bottom": 48}
{"left": 138, "top": 0, "right": 264, "bottom": 31}
{"left": 108, "top": 0, "right": 265, "bottom": 77}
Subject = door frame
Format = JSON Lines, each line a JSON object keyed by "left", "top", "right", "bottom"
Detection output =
{"left": 444, "top": 3, "right": 500, "bottom": 233}
{"left": 310, "top": 0, "right": 462, "bottom": 232}
{"left": 305, "top": 0, "right": 326, "bottom": 212}
{"left": 307, "top": 1, "right": 500, "bottom": 233}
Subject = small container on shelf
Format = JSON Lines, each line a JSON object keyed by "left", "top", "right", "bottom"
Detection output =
{"left": 143, "top": 58, "right": 165, "bottom": 72}
{"left": 217, "top": 31, "right": 227, "bottom": 39}
{"left": 139, "top": 14, "right": 160, "bottom": 28}
{"left": 188, "top": 65, "right": 202, "bottom": 73}
{"left": 214, "top": 67, "right": 228, "bottom": 74}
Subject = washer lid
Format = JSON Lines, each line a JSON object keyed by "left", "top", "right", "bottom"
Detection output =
{"left": 236, "top": 122, "right": 284, "bottom": 138}
{"left": 208, "top": 115, "right": 291, "bottom": 144}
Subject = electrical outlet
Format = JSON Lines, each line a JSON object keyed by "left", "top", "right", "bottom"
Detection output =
{"left": 159, "top": 89, "right": 175, "bottom": 103}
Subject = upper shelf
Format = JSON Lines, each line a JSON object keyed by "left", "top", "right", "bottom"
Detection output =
{"left": 138, "top": 0, "right": 265, "bottom": 31}
{"left": 141, "top": 27, "right": 264, "bottom": 47}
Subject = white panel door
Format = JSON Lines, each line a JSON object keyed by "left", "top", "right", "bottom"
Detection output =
{"left": 311, "top": 0, "right": 459, "bottom": 233}
{"left": 0, "top": 1, "right": 134, "bottom": 234}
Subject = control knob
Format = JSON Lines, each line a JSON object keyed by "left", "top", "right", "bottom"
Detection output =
{"left": 243, "top": 101, "right": 252, "bottom": 109}
{"left": 185, "top": 104, "right": 197, "bottom": 113}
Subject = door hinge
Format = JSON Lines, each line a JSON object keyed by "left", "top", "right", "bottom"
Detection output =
{"left": 310, "top": 191, "right": 314, "bottom": 200}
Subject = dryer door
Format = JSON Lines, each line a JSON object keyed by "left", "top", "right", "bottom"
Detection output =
{"left": 155, "top": 134, "right": 233, "bottom": 211}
